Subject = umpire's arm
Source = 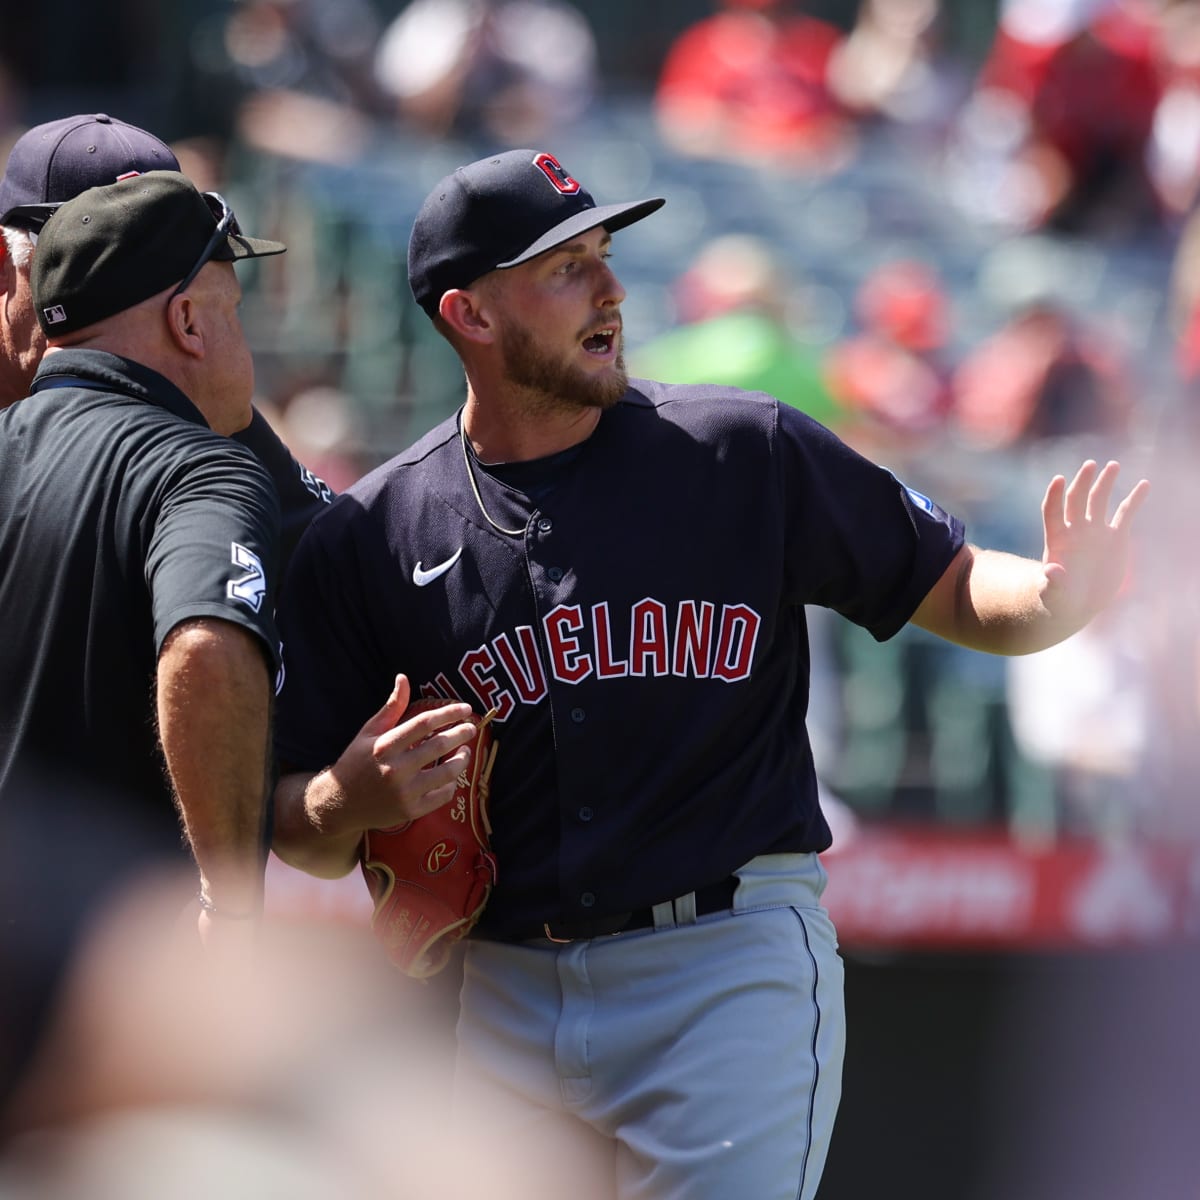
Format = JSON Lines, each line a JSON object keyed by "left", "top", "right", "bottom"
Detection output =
{"left": 157, "top": 617, "right": 273, "bottom": 929}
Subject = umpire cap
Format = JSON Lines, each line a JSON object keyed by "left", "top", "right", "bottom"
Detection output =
{"left": 32, "top": 171, "right": 285, "bottom": 336}
{"left": 408, "top": 149, "right": 664, "bottom": 319}
{"left": 0, "top": 113, "right": 179, "bottom": 231}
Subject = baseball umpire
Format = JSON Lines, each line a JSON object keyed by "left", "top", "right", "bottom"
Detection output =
{"left": 270, "top": 149, "right": 1149, "bottom": 1199}
{"left": 0, "top": 171, "right": 291, "bottom": 1094}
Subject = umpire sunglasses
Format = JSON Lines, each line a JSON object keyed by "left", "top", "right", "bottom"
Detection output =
{"left": 170, "top": 191, "right": 239, "bottom": 300}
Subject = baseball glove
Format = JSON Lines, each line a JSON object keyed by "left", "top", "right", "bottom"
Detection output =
{"left": 360, "top": 700, "right": 499, "bottom": 978}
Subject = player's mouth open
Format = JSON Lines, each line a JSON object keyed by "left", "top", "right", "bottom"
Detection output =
{"left": 582, "top": 327, "right": 617, "bottom": 356}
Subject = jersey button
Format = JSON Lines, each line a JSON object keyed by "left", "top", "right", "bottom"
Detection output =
{"left": 578, "top": 806, "right": 593, "bottom": 822}
{"left": 570, "top": 707, "right": 585, "bottom": 723}
{"left": 547, "top": 566, "right": 563, "bottom": 582}
{"left": 580, "top": 892, "right": 596, "bottom": 908}
{"left": 537, "top": 517, "right": 553, "bottom": 533}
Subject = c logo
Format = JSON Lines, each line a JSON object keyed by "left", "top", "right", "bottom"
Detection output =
{"left": 532, "top": 152, "right": 582, "bottom": 196}
{"left": 424, "top": 840, "right": 459, "bottom": 875}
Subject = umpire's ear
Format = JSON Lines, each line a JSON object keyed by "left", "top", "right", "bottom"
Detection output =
{"left": 438, "top": 286, "right": 496, "bottom": 346}
{"left": 164, "top": 289, "right": 205, "bottom": 359}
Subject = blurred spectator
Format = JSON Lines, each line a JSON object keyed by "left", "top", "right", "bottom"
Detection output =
{"left": 628, "top": 232, "right": 844, "bottom": 427}
{"left": 217, "top": 0, "right": 386, "bottom": 164}
{"left": 653, "top": 0, "right": 856, "bottom": 170}
{"left": 827, "top": 0, "right": 966, "bottom": 135}
{"left": 1170, "top": 188, "right": 1200, "bottom": 374}
{"left": 947, "top": 0, "right": 1164, "bottom": 234}
{"left": 269, "top": 385, "right": 371, "bottom": 493}
{"left": 952, "top": 300, "right": 1134, "bottom": 450}
{"left": 1005, "top": 596, "right": 1149, "bottom": 836}
{"left": 1145, "top": 0, "right": 1200, "bottom": 219}
{"left": 373, "top": 0, "right": 599, "bottom": 146}
{"left": 823, "top": 257, "right": 956, "bottom": 459}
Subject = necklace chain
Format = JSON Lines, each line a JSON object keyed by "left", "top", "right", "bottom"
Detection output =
{"left": 460, "top": 419, "right": 526, "bottom": 537}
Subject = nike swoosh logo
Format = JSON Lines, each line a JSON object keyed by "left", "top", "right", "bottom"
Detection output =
{"left": 412, "top": 547, "right": 464, "bottom": 587}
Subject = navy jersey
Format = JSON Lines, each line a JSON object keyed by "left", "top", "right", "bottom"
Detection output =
{"left": 233, "top": 406, "right": 334, "bottom": 574}
{"left": 275, "top": 381, "right": 964, "bottom": 937}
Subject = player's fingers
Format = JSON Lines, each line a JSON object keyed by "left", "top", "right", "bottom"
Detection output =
{"left": 1042, "top": 473, "right": 1067, "bottom": 536}
{"left": 373, "top": 701, "right": 472, "bottom": 755}
{"left": 400, "top": 701, "right": 474, "bottom": 744}
{"left": 1085, "top": 460, "right": 1120, "bottom": 523}
{"left": 358, "top": 674, "right": 413, "bottom": 737}
{"left": 1063, "top": 460, "right": 1098, "bottom": 526}
{"left": 1109, "top": 477, "right": 1151, "bottom": 531}
{"left": 407, "top": 777, "right": 462, "bottom": 820}
{"left": 376, "top": 716, "right": 476, "bottom": 768}
{"left": 421, "top": 722, "right": 479, "bottom": 768}
{"left": 410, "top": 746, "right": 474, "bottom": 817}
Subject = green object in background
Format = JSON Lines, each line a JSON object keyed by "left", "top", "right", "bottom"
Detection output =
{"left": 629, "top": 309, "right": 843, "bottom": 429}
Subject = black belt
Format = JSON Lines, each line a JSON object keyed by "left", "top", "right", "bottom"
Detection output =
{"left": 512, "top": 877, "right": 739, "bottom": 944}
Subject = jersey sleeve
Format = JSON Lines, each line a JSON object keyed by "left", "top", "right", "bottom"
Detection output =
{"left": 232, "top": 406, "right": 334, "bottom": 577}
{"left": 144, "top": 438, "right": 282, "bottom": 670}
{"left": 273, "top": 500, "right": 397, "bottom": 772}
{"left": 777, "top": 403, "right": 965, "bottom": 640}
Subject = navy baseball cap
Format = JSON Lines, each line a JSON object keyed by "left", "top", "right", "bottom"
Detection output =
{"left": 32, "top": 171, "right": 285, "bottom": 336}
{"left": 408, "top": 148, "right": 665, "bottom": 319}
{"left": 0, "top": 113, "right": 179, "bottom": 231}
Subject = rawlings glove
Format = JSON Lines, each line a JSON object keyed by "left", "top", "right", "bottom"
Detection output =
{"left": 360, "top": 701, "right": 499, "bottom": 978}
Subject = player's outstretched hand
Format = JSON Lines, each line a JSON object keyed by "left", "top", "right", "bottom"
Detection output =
{"left": 1041, "top": 460, "right": 1149, "bottom": 626}
{"left": 327, "top": 674, "right": 478, "bottom": 833}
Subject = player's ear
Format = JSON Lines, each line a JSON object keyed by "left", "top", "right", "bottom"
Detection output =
{"left": 439, "top": 288, "right": 495, "bottom": 345}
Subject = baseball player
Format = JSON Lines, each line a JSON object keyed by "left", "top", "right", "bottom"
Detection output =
{"left": 271, "top": 149, "right": 1149, "bottom": 1199}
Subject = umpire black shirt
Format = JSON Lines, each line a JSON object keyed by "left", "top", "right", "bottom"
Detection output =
{"left": 0, "top": 349, "right": 283, "bottom": 867}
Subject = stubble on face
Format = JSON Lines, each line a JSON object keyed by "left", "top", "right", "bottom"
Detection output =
{"left": 497, "top": 309, "right": 628, "bottom": 416}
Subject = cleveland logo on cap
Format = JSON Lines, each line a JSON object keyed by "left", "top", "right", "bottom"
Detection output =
{"left": 532, "top": 152, "right": 581, "bottom": 196}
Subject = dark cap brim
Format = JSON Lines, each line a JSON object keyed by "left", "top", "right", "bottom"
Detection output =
{"left": 0, "top": 202, "right": 62, "bottom": 231}
{"left": 213, "top": 231, "right": 287, "bottom": 261}
{"left": 495, "top": 197, "right": 665, "bottom": 269}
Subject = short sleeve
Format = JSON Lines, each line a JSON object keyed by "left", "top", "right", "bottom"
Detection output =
{"left": 145, "top": 439, "right": 282, "bottom": 669}
{"left": 777, "top": 403, "right": 965, "bottom": 640}
{"left": 232, "top": 407, "right": 334, "bottom": 577}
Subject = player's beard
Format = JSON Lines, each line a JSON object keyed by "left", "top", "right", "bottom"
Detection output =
{"left": 498, "top": 313, "right": 628, "bottom": 414}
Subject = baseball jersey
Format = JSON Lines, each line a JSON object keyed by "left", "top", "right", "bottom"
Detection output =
{"left": 234, "top": 406, "right": 335, "bottom": 571}
{"left": 275, "top": 381, "right": 964, "bottom": 938}
{"left": 0, "top": 348, "right": 282, "bottom": 866}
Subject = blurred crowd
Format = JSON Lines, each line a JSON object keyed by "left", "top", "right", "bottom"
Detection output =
{"left": 2, "top": 0, "right": 1198, "bottom": 844}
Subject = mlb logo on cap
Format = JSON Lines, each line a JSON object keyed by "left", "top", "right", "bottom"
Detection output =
{"left": 43, "top": 305, "right": 67, "bottom": 325}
